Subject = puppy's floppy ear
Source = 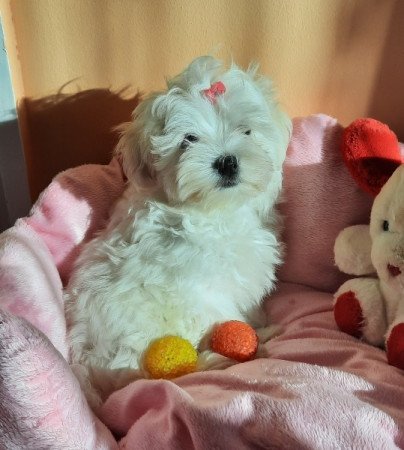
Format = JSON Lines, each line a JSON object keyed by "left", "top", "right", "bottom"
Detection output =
{"left": 115, "top": 96, "right": 160, "bottom": 190}
{"left": 167, "top": 55, "right": 223, "bottom": 92}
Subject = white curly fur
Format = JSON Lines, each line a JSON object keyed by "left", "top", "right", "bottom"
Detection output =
{"left": 65, "top": 56, "right": 291, "bottom": 407}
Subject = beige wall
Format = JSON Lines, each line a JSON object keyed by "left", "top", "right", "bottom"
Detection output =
{"left": 1, "top": 0, "right": 404, "bottom": 200}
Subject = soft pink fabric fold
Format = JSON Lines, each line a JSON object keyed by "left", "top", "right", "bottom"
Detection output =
{"left": 1, "top": 115, "right": 403, "bottom": 449}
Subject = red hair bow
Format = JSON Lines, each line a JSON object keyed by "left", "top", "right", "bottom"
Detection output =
{"left": 202, "top": 81, "right": 226, "bottom": 104}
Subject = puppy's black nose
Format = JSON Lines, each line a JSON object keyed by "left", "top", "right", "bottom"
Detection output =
{"left": 213, "top": 155, "right": 239, "bottom": 178}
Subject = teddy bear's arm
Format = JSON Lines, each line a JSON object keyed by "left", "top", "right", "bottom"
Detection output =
{"left": 334, "top": 225, "right": 375, "bottom": 276}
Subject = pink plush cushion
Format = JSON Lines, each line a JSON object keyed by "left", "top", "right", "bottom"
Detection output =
{"left": 279, "top": 114, "right": 373, "bottom": 292}
{"left": 1, "top": 114, "right": 403, "bottom": 449}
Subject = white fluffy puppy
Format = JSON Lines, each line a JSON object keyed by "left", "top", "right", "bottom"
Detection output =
{"left": 66, "top": 56, "right": 291, "bottom": 406}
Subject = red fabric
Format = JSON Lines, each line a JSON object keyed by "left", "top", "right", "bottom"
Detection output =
{"left": 341, "top": 118, "right": 402, "bottom": 196}
{"left": 387, "top": 323, "right": 404, "bottom": 370}
{"left": 387, "top": 264, "right": 402, "bottom": 277}
{"left": 334, "top": 291, "right": 363, "bottom": 338}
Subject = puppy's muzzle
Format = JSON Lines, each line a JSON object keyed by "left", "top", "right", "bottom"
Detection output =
{"left": 213, "top": 155, "right": 239, "bottom": 188}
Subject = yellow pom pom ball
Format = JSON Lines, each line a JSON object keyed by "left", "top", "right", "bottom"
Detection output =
{"left": 144, "top": 336, "right": 198, "bottom": 379}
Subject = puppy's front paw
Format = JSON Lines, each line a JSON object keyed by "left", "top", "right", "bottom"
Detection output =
{"left": 198, "top": 325, "right": 216, "bottom": 353}
{"left": 197, "top": 350, "right": 236, "bottom": 371}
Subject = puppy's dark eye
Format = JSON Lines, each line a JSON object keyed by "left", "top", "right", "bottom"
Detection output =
{"left": 180, "top": 134, "right": 199, "bottom": 150}
{"left": 244, "top": 129, "right": 251, "bottom": 135}
{"left": 383, "top": 220, "right": 389, "bottom": 231}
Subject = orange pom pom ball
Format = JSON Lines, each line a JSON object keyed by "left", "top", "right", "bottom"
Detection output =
{"left": 211, "top": 320, "right": 258, "bottom": 362}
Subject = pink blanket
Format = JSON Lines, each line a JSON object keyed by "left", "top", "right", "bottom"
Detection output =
{"left": 1, "top": 114, "right": 403, "bottom": 449}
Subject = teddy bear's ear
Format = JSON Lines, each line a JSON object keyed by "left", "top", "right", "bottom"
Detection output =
{"left": 341, "top": 118, "right": 402, "bottom": 196}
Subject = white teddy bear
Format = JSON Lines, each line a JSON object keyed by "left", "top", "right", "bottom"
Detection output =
{"left": 333, "top": 118, "right": 404, "bottom": 370}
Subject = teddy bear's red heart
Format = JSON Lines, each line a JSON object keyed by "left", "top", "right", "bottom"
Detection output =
{"left": 341, "top": 118, "right": 402, "bottom": 196}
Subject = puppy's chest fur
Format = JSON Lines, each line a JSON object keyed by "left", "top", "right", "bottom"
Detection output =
{"left": 67, "top": 199, "right": 280, "bottom": 368}
{"left": 137, "top": 202, "right": 278, "bottom": 291}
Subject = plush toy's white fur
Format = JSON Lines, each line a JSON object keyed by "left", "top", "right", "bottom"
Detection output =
{"left": 334, "top": 165, "right": 404, "bottom": 346}
{"left": 65, "top": 56, "right": 291, "bottom": 407}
